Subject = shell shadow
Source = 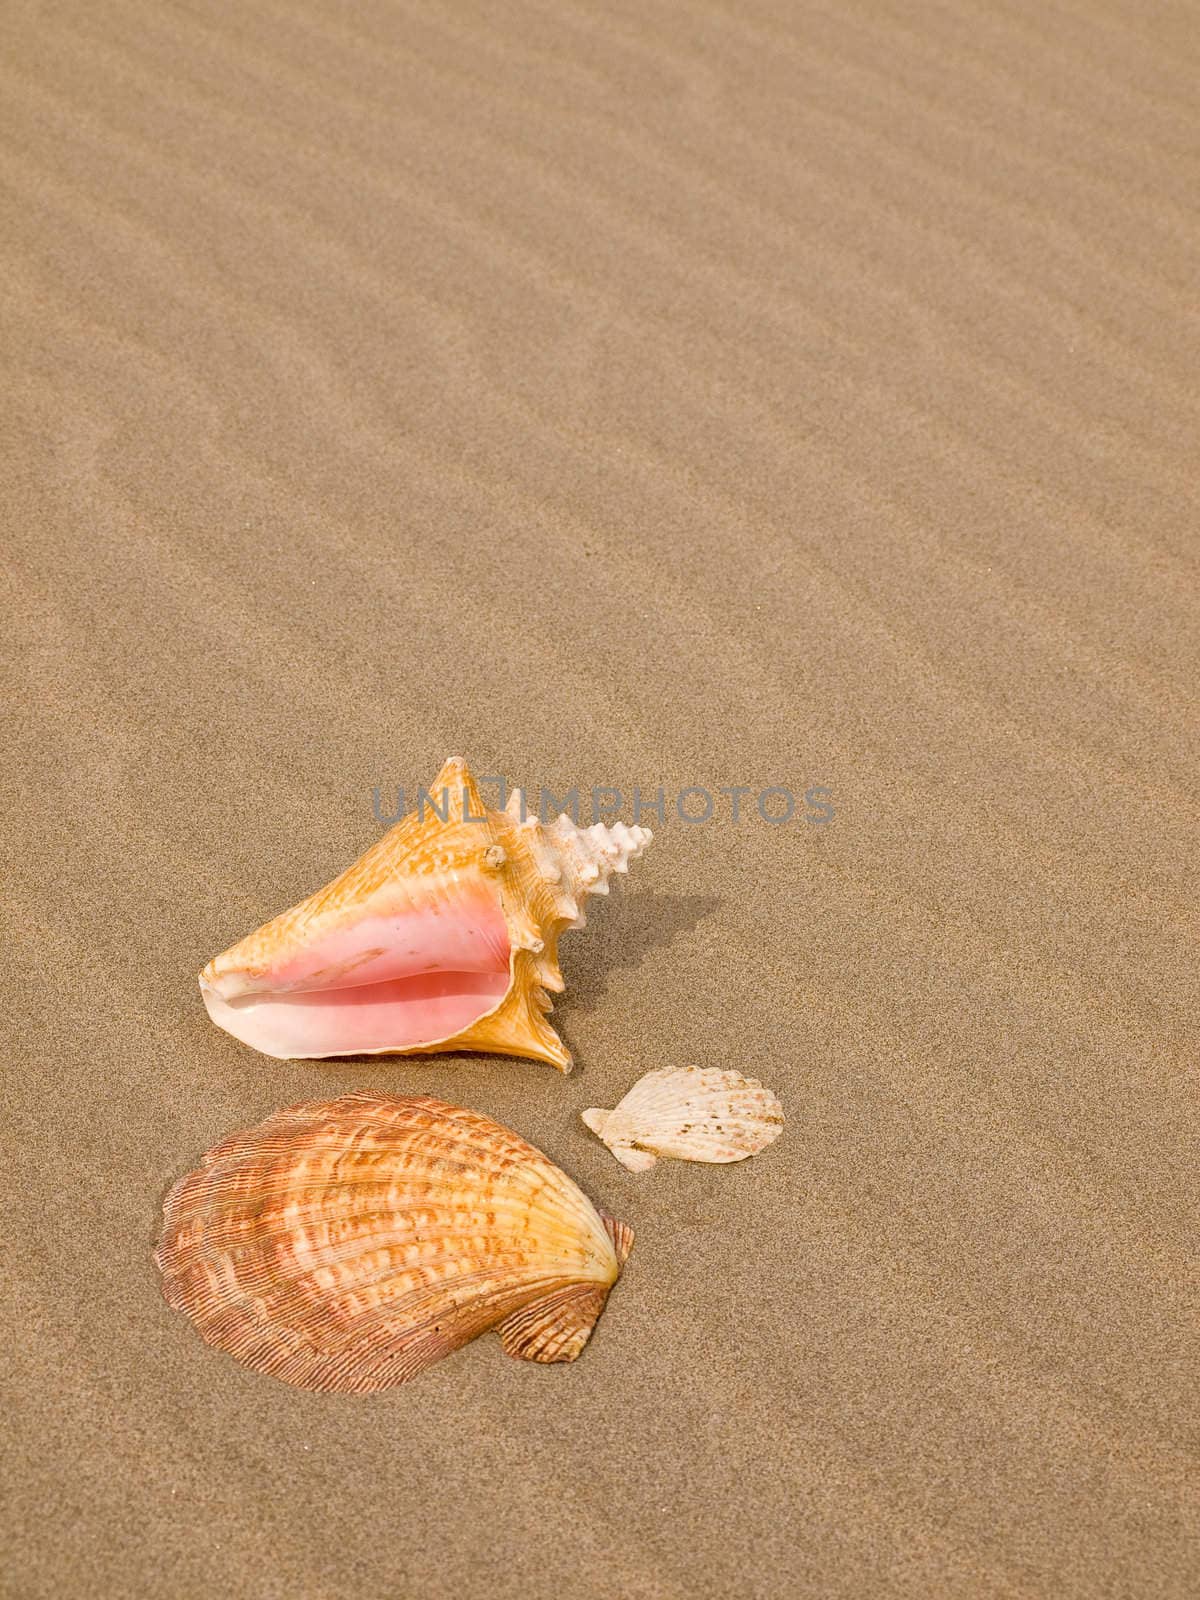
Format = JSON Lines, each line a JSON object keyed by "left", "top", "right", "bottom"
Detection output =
{"left": 563, "top": 889, "right": 721, "bottom": 1013}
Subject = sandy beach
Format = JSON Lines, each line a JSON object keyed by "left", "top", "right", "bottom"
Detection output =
{"left": 2, "top": 1, "right": 1197, "bottom": 1595}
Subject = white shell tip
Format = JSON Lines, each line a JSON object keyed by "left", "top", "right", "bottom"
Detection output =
{"left": 612, "top": 1145, "right": 658, "bottom": 1173}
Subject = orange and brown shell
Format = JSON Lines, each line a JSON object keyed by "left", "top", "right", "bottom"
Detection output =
{"left": 155, "top": 1093, "right": 633, "bottom": 1392}
{"left": 199, "top": 758, "right": 652, "bottom": 1070}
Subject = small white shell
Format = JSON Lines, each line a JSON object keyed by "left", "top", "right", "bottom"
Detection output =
{"left": 582, "top": 1065, "right": 785, "bottom": 1171}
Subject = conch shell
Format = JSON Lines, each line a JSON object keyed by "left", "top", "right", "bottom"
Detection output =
{"left": 200, "top": 758, "right": 651, "bottom": 1069}
{"left": 155, "top": 1093, "right": 633, "bottom": 1391}
{"left": 582, "top": 1065, "right": 785, "bottom": 1171}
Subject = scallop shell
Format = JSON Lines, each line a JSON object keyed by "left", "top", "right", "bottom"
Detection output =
{"left": 200, "top": 757, "right": 651, "bottom": 1069}
{"left": 155, "top": 1093, "right": 633, "bottom": 1392}
{"left": 581, "top": 1065, "right": 785, "bottom": 1171}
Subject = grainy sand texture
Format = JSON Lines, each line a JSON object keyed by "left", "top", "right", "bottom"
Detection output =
{"left": 2, "top": 1, "right": 1197, "bottom": 1597}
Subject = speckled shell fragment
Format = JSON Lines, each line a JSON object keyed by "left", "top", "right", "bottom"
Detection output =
{"left": 199, "top": 758, "right": 651, "bottom": 1069}
{"left": 156, "top": 1094, "right": 633, "bottom": 1391}
{"left": 582, "top": 1065, "right": 785, "bottom": 1172}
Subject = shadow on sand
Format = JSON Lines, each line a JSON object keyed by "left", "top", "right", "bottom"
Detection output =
{"left": 562, "top": 888, "right": 721, "bottom": 1012}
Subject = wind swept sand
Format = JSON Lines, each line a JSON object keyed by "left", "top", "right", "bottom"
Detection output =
{"left": 2, "top": 1, "right": 1196, "bottom": 1596}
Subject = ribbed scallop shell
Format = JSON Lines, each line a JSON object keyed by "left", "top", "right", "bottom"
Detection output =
{"left": 582, "top": 1066, "right": 785, "bottom": 1171}
{"left": 199, "top": 758, "right": 651, "bottom": 1069}
{"left": 156, "top": 1094, "right": 633, "bottom": 1391}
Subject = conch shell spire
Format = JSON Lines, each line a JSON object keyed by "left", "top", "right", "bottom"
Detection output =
{"left": 199, "top": 758, "right": 652, "bottom": 1070}
{"left": 505, "top": 791, "right": 652, "bottom": 932}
